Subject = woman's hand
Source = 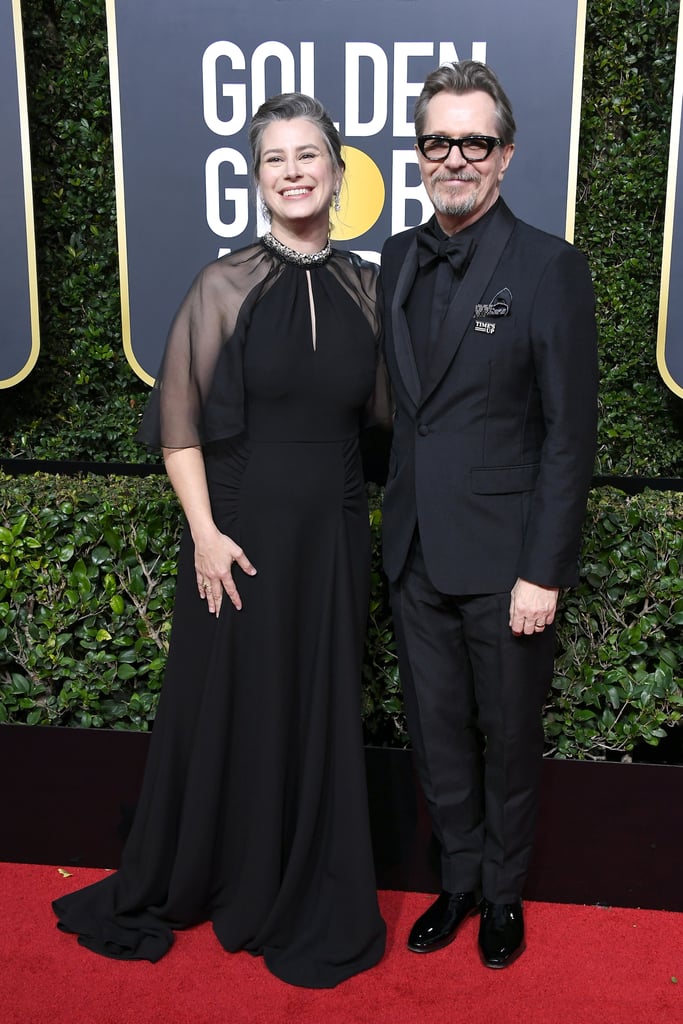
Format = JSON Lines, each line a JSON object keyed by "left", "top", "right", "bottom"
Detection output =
{"left": 162, "top": 447, "right": 257, "bottom": 617}
{"left": 194, "top": 526, "right": 257, "bottom": 616}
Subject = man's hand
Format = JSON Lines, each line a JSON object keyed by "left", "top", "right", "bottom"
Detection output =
{"left": 509, "top": 578, "right": 559, "bottom": 636}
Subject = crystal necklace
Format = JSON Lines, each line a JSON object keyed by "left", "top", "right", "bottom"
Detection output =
{"left": 262, "top": 231, "right": 332, "bottom": 266}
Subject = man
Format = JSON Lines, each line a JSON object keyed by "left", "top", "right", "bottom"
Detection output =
{"left": 380, "top": 61, "right": 598, "bottom": 968}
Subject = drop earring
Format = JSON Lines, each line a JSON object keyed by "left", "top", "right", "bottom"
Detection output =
{"left": 256, "top": 186, "right": 271, "bottom": 235}
{"left": 333, "top": 189, "right": 341, "bottom": 213}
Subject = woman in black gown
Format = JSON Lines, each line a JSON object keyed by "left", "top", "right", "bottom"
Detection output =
{"left": 53, "top": 93, "right": 387, "bottom": 988}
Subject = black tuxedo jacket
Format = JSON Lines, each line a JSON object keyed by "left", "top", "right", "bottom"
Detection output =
{"left": 380, "top": 200, "right": 598, "bottom": 594}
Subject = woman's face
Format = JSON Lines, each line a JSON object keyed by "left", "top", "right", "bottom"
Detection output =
{"left": 257, "top": 118, "right": 339, "bottom": 239}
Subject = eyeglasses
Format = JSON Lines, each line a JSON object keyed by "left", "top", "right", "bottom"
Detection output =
{"left": 416, "top": 134, "right": 502, "bottom": 163}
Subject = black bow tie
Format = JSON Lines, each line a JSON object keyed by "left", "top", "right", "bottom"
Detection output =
{"left": 416, "top": 231, "right": 474, "bottom": 275}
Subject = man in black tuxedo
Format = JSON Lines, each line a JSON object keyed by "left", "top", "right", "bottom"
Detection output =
{"left": 380, "top": 61, "right": 598, "bottom": 968}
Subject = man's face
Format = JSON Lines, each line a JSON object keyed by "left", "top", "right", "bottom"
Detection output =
{"left": 416, "top": 89, "right": 515, "bottom": 234}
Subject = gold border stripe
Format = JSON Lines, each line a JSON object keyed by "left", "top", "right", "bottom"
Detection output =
{"left": 1, "top": 0, "right": 41, "bottom": 389}
{"left": 657, "top": 7, "right": 683, "bottom": 399}
{"left": 565, "top": 0, "right": 588, "bottom": 244}
{"left": 106, "top": 0, "right": 154, "bottom": 386}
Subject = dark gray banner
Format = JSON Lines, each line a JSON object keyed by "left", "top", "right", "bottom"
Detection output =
{"left": 658, "top": 9, "right": 683, "bottom": 399}
{"left": 107, "top": 0, "right": 587, "bottom": 382}
{"left": 0, "top": 0, "right": 39, "bottom": 388}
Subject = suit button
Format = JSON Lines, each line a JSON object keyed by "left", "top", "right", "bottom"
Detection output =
{"left": 417, "top": 423, "right": 430, "bottom": 436}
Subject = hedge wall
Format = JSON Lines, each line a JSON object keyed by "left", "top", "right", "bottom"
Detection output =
{"left": 1, "top": 473, "right": 681, "bottom": 759}
{"left": 0, "top": 0, "right": 682, "bottom": 473}
{"left": 576, "top": 0, "right": 683, "bottom": 474}
{"left": 0, "top": 0, "right": 148, "bottom": 463}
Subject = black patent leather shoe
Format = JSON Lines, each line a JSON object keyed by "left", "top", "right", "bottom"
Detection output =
{"left": 478, "top": 898, "right": 526, "bottom": 968}
{"left": 407, "top": 890, "right": 479, "bottom": 953}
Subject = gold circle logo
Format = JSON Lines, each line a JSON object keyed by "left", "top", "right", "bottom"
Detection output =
{"left": 331, "top": 146, "right": 385, "bottom": 241}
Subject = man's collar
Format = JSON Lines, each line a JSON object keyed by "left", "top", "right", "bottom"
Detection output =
{"left": 426, "top": 196, "right": 502, "bottom": 243}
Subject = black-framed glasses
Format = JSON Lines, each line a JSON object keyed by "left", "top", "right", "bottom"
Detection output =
{"left": 417, "top": 134, "right": 502, "bottom": 163}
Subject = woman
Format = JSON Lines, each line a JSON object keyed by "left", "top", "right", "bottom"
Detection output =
{"left": 53, "top": 93, "right": 388, "bottom": 988}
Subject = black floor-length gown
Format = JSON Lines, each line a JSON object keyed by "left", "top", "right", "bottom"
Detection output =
{"left": 53, "top": 239, "right": 387, "bottom": 988}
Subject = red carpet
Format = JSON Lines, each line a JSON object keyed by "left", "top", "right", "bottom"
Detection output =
{"left": 2, "top": 862, "right": 681, "bottom": 1023}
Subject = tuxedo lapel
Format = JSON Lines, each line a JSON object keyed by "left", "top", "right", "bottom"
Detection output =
{"left": 422, "top": 201, "right": 516, "bottom": 404}
{"left": 389, "top": 237, "right": 422, "bottom": 407}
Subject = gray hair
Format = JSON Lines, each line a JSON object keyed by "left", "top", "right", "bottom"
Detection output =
{"left": 248, "top": 92, "right": 345, "bottom": 180}
{"left": 414, "top": 61, "right": 516, "bottom": 145}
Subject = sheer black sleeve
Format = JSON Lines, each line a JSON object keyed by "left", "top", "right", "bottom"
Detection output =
{"left": 136, "top": 244, "right": 284, "bottom": 449}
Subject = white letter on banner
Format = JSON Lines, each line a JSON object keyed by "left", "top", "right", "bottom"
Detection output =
{"left": 300, "top": 42, "right": 315, "bottom": 95}
{"left": 437, "top": 42, "right": 460, "bottom": 65}
{"left": 434, "top": 42, "right": 486, "bottom": 64}
{"left": 206, "top": 148, "right": 249, "bottom": 237}
{"left": 203, "top": 42, "right": 247, "bottom": 136}
{"left": 393, "top": 43, "right": 434, "bottom": 136}
{"left": 251, "top": 42, "right": 297, "bottom": 114}
{"left": 345, "top": 43, "right": 388, "bottom": 136}
{"left": 391, "top": 150, "right": 431, "bottom": 234}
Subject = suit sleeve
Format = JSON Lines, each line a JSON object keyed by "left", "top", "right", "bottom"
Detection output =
{"left": 517, "top": 245, "right": 598, "bottom": 587}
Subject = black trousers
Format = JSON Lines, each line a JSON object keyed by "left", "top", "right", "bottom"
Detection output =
{"left": 390, "top": 538, "right": 556, "bottom": 903}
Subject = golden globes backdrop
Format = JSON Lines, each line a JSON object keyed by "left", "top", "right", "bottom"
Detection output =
{"left": 108, "top": 0, "right": 588, "bottom": 383}
{"left": 1, "top": 0, "right": 39, "bottom": 388}
{"left": 658, "top": 6, "right": 683, "bottom": 400}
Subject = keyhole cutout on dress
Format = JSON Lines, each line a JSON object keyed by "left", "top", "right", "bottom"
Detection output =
{"left": 305, "top": 270, "right": 317, "bottom": 351}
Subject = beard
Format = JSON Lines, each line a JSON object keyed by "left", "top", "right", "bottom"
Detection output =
{"left": 429, "top": 172, "right": 479, "bottom": 217}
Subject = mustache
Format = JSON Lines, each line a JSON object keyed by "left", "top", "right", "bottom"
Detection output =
{"left": 433, "top": 172, "right": 480, "bottom": 184}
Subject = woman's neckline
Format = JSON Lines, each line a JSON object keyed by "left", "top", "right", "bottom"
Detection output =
{"left": 261, "top": 232, "right": 332, "bottom": 267}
